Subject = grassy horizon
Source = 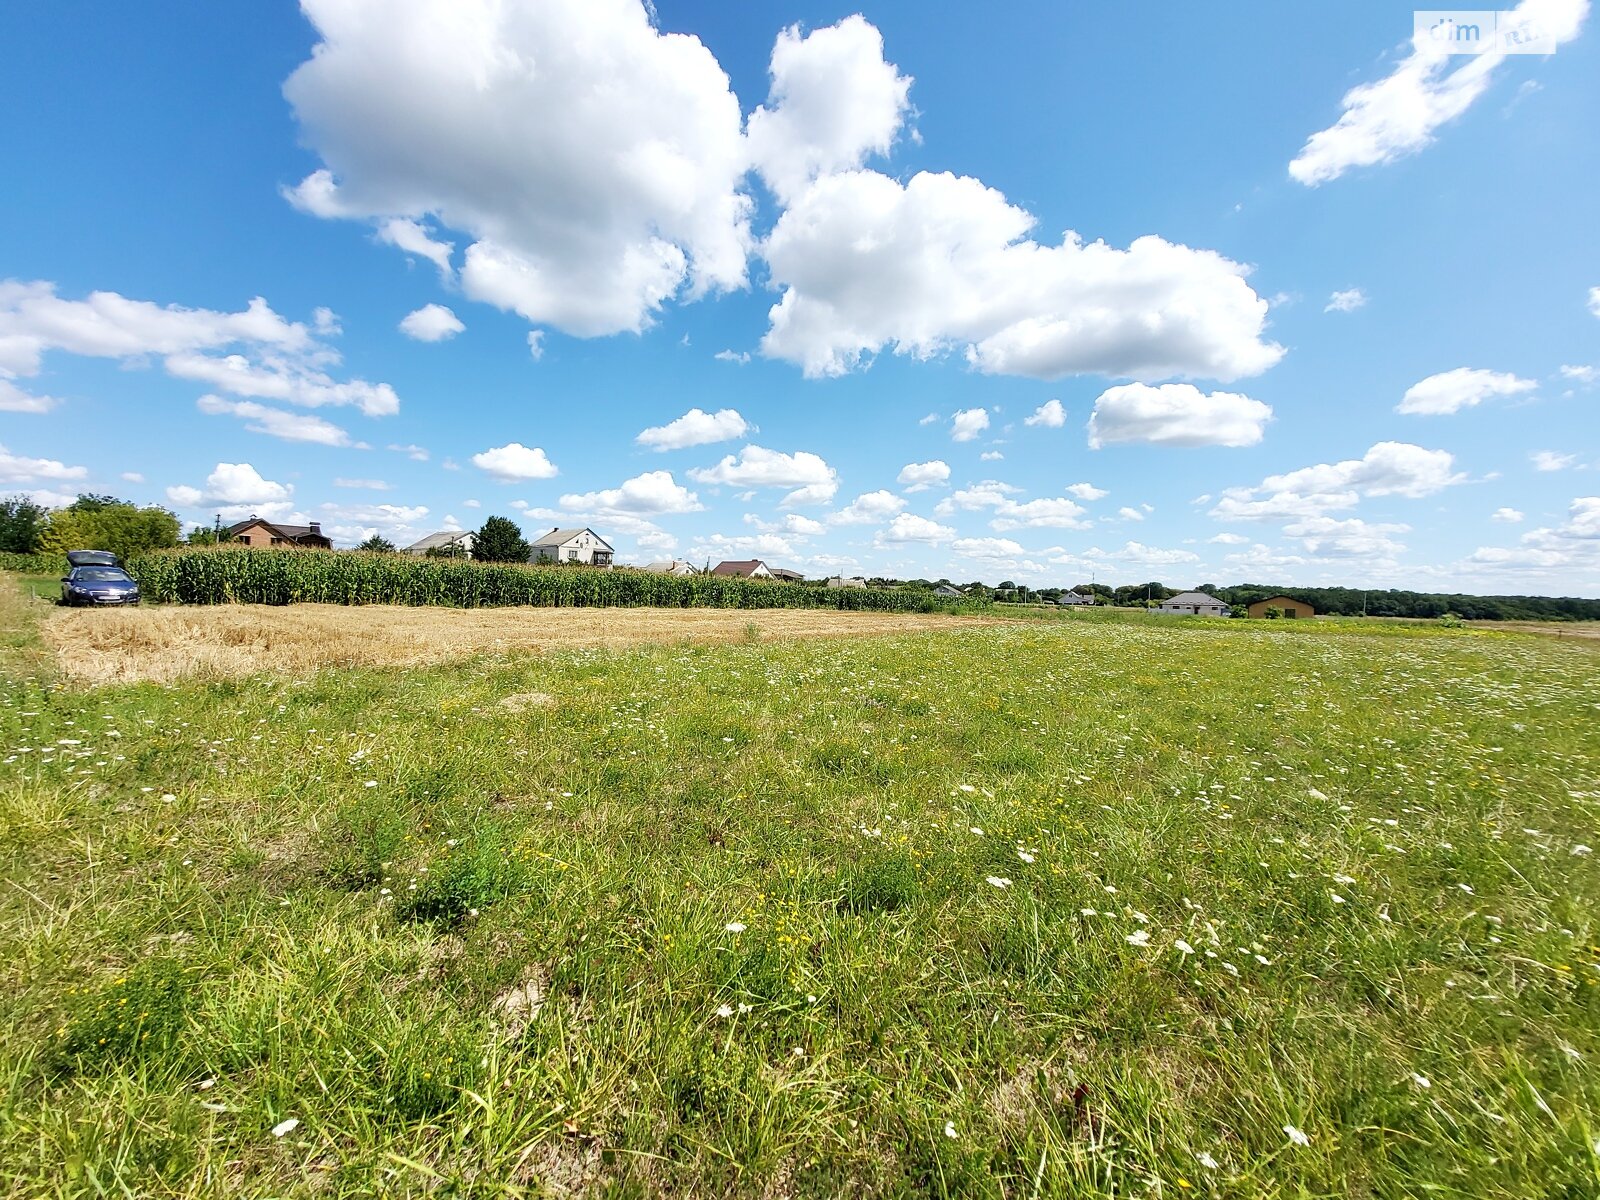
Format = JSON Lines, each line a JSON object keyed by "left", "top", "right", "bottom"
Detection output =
{"left": 1, "top": 577, "right": 1597, "bottom": 1196}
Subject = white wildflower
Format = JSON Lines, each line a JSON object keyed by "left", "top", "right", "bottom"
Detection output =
{"left": 1125, "top": 930, "right": 1151, "bottom": 947}
{"left": 944, "top": 1120, "right": 959, "bottom": 1138}
{"left": 715, "top": 1004, "right": 735, "bottom": 1019}
{"left": 1175, "top": 939, "right": 1195, "bottom": 956}
{"left": 724, "top": 922, "right": 746, "bottom": 933}
{"left": 1409, "top": 1073, "right": 1430, "bottom": 1089}
{"left": 1196, "top": 1151, "right": 1219, "bottom": 1169}
{"left": 271, "top": 1118, "right": 300, "bottom": 1138}
{"left": 1283, "top": 1124, "right": 1310, "bottom": 1146}
{"left": 986, "top": 876, "right": 1013, "bottom": 889}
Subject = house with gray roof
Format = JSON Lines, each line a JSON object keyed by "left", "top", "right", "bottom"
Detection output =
{"left": 530, "top": 527, "right": 614, "bottom": 566}
{"left": 1158, "top": 590, "right": 1230, "bottom": 616}
{"left": 404, "top": 530, "right": 475, "bottom": 557}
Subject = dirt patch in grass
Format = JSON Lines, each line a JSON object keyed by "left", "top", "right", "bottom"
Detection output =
{"left": 42, "top": 602, "right": 992, "bottom": 685}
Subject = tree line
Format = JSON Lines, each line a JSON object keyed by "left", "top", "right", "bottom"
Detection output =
{"left": 983, "top": 579, "right": 1600, "bottom": 622}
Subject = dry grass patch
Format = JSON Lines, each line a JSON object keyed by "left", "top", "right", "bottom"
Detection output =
{"left": 42, "top": 602, "right": 990, "bottom": 685}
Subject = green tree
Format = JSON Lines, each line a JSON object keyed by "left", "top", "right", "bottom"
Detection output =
{"left": 0, "top": 495, "right": 49, "bottom": 553}
{"left": 357, "top": 534, "right": 397, "bottom": 553}
{"left": 186, "top": 525, "right": 221, "bottom": 546}
{"left": 41, "top": 501, "right": 181, "bottom": 562}
{"left": 65, "top": 493, "right": 127, "bottom": 514}
{"left": 473, "top": 516, "right": 530, "bottom": 564}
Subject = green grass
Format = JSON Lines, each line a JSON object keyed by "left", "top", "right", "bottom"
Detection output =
{"left": 1, "top": 584, "right": 1597, "bottom": 1196}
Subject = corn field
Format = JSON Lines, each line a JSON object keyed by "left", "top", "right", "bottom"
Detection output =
{"left": 0, "top": 552, "right": 66, "bottom": 575}
{"left": 126, "top": 548, "right": 962, "bottom": 613}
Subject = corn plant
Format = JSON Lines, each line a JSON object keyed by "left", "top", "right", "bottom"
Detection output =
{"left": 126, "top": 548, "right": 960, "bottom": 614}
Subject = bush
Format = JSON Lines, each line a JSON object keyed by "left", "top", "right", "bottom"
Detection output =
{"left": 126, "top": 547, "right": 956, "bottom": 613}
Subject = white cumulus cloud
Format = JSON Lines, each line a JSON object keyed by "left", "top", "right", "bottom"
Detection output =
{"left": 471, "top": 442, "right": 559, "bottom": 482}
{"left": 1324, "top": 288, "right": 1367, "bottom": 313}
{"left": 874, "top": 513, "right": 954, "bottom": 545}
{"left": 1398, "top": 367, "right": 1536, "bottom": 415}
{"left": 559, "top": 470, "right": 702, "bottom": 514}
{"left": 167, "top": 462, "right": 295, "bottom": 520}
{"left": 1024, "top": 398, "right": 1065, "bottom": 427}
{"left": 284, "top": 0, "right": 752, "bottom": 338}
{"left": 830, "top": 490, "right": 907, "bottom": 525}
{"left": 398, "top": 304, "right": 465, "bottom": 342}
{"left": 1531, "top": 450, "right": 1577, "bottom": 471}
{"left": 0, "top": 380, "right": 60, "bottom": 413}
{"left": 636, "top": 407, "right": 749, "bottom": 451}
{"left": 1290, "top": 0, "right": 1590, "bottom": 186}
{"left": 0, "top": 444, "right": 88, "bottom": 485}
{"left": 0, "top": 280, "right": 396, "bottom": 416}
{"left": 746, "top": 15, "right": 912, "bottom": 203}
{"left": 1089, "top": 383, "right": 1272, "bottom": 448}
{"left": 952, "top": 536, "right": 1025, "bottom": 560}
{"left": 688, "top": 445, "right": 838, "bottom": 506}
{"left": 1212, "top": 441, "right": 1465, "bottom": 520}
{"left": 951, "top": 408, "right": 990, "bottom": 442}
{"left": 897, "top": 460, "right": 950, "bottom": 492}
{"left": 761, "top": 170, "right": 1283, "bottom": 382}
{"left": 196, "top": 395, "right": 357, "bottom": 446}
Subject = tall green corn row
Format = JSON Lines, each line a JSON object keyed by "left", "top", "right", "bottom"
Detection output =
{"left": 0, "top": 552, "right": 67, "bottom": 575}
{"left": 127, "top": 548, "right": 956, "bottom": 613}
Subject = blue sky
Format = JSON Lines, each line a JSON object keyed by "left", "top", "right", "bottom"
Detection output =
{"left": 1, "top": 0, "right": 1597, "bottom": 590}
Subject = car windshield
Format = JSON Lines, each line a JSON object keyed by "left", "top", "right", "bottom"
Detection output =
{"left": 74, "top": 568, "right": 132, "bottom": 582}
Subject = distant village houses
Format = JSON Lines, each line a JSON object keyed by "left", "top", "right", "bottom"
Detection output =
{"left": 643, "top": 560, "right": 698, "bottom": 576}
{"left": 531, "top": 527, "right": 614, "bottom": 566}
{"left": 225, "top": 517, "right": 331, "bottom": 549}
{"left": 711, "top": 560, "right": 772, "bottom": 579}
{"left": 404, "top": 530, "right": 475, "bottom": 557}
{"left": 1158, "top": 590, "right": 1230, "bottom": 617}
{"left": 1247, "top": 595, "right": 1314, "bottom": 619}
{"left": 825, "top": 575, "right": 867, "bottom": 589}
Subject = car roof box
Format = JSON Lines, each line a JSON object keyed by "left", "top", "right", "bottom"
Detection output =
{"left": 66, "top": 550, "right": 121, "bottom": 567}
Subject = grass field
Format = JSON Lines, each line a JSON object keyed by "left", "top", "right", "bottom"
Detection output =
{"left": 1, "top": 578, "right": 1597, "bottom": 1197}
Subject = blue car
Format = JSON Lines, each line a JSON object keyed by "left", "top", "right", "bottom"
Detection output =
{"left": 61, "top": 550, "right": 141, "bottom": 607}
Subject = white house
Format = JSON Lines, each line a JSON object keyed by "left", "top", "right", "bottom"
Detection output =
{"left": 933, "top": 584, "right": 965, "bottom": 598}
{"left": 711, "top": 559, "right": 773, "bottom": 579}
{"left": 643, "top": 560, "right": 698, "bottom": 576}
{"left": 1057, "top": 591, "right": 1094, "bottom": 606}
{"left": 1158, "top": 590, "right": 1230, "bottom": 616}
{"left": 404, "top": 530, "right": 475, "bottom": 557}
{"left": 825, "top": 575, "right": 867, "bottom": 589}
{"left": 530, "top": 527, "right": 614, "bottom": 566}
